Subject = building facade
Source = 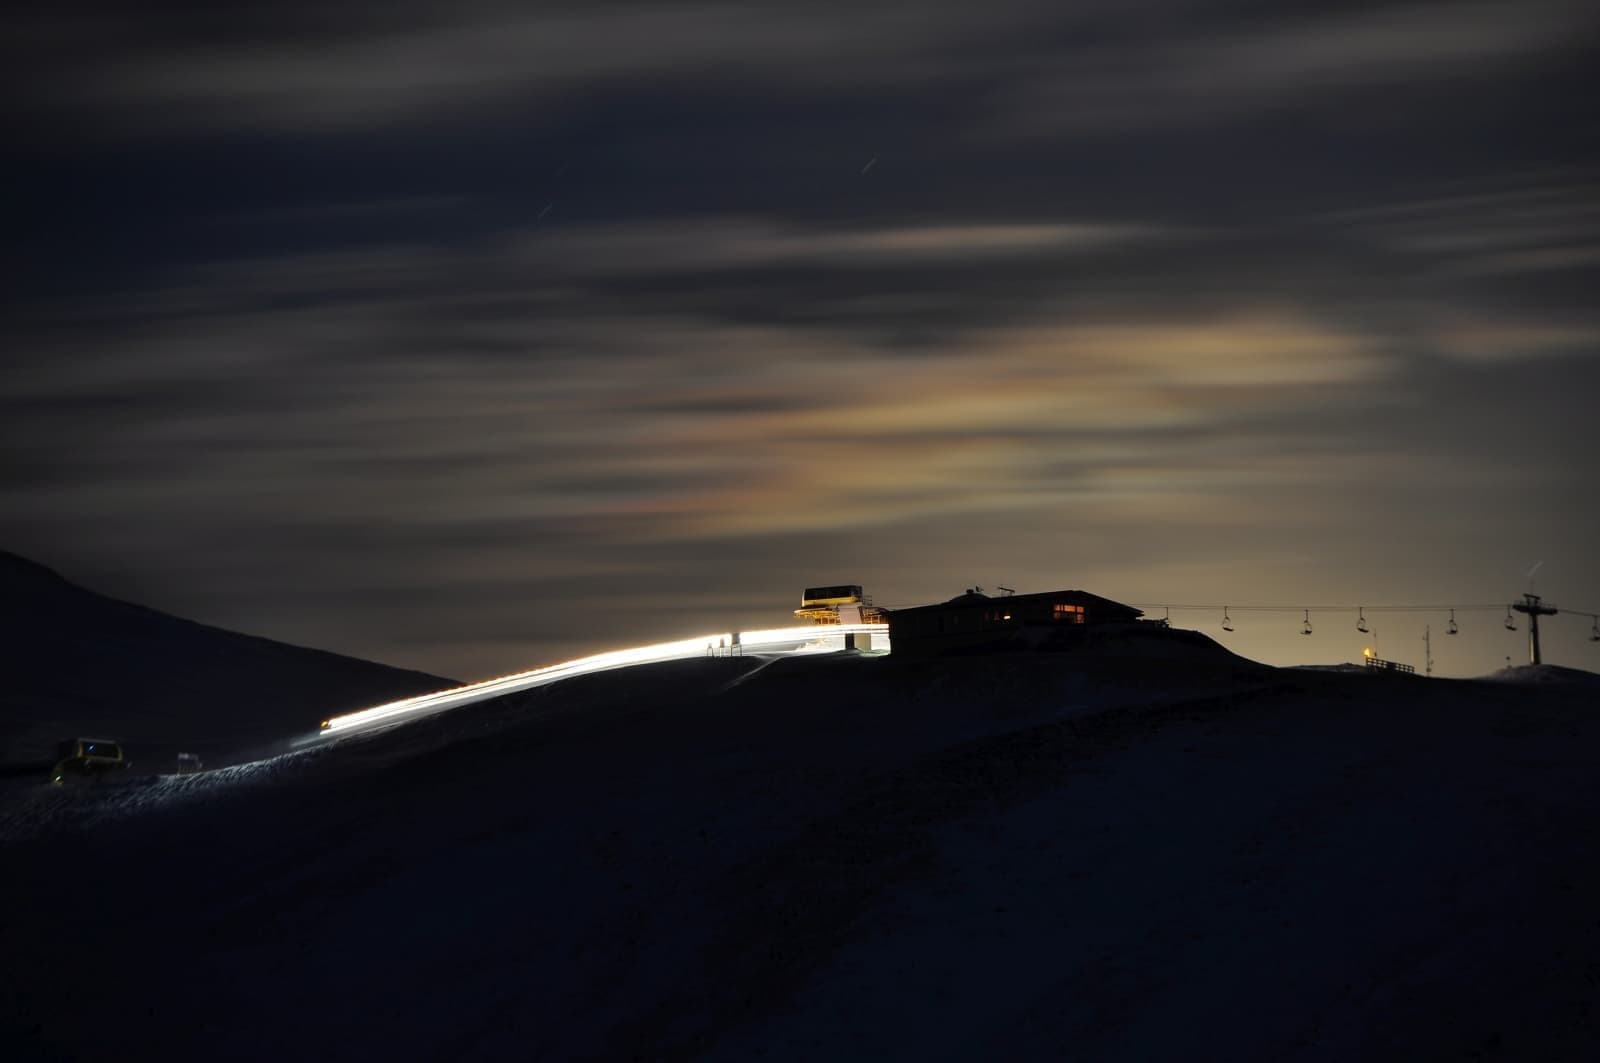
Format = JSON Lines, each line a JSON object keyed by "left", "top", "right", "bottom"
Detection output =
{"left": 886, "top": 588, "right": 1143, "bottom": 658}
{"left": 794, "top": 584, "right": 887, "bottom": 626}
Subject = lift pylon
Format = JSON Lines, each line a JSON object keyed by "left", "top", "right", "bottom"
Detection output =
{"left": 1511, "top": 593, "right": 1558, "bottom": 665}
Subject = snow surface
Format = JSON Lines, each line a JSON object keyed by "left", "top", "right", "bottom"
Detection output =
{"left": 1483, "top": 663, "right": 1600, "bottom": 685}
{"left": 3, "top": 637, "right": 1598, "bottom": 1061}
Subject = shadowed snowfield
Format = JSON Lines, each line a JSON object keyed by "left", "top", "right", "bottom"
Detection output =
{"left": 4, "top": 639, "right": 1598, "bottom": 1061}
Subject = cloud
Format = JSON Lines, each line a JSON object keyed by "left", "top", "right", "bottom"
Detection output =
{"left": 1323, "top": 175, "right": 1600, "bottom": 281}
{"left": 21, "top": 1, "right": 1594, "bottom": 139}
{"left": 0, "top": 210, "right": 1405, "bottom": 559}
{"left": 991, "top": 1, "right": 1593, "bottom": 134}
{"left": 6, "top": 0, "right": 1599, "bottom": 682}
{"left": 20, "top": 2, "right": 986, "bottom": 132}
{"left": 512, "top": 219, "right": 1161, "bottom": 275}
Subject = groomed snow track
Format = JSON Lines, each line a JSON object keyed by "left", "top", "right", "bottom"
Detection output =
{"left": 317, "top": 624, "right": 890, "bottom": 738}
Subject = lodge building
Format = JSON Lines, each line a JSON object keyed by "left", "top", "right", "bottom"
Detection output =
{"left": 886, "top": 588, "right": 1144, "bottom": 659}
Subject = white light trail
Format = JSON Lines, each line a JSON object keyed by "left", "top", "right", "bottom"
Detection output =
{"left": 318, "top": 624, "right": 889, "bottom": 738}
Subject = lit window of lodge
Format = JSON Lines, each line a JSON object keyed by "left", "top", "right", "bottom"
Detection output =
{"left": 1053, "top": 603, "right": 1085, "bottom": 623}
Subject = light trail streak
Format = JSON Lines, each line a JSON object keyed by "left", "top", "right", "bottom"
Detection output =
{"left": 318, "top": 624, "right": 889, "bottom": 738}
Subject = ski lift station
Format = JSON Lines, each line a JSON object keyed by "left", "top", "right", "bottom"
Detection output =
{"left": 793, "top": 585, "right": 887, "bottom": 650}
{"left": 794, "top": 585, "right": 886, "bottom": 626}
{"left": 885, "top": 587, "right": 1144, "bottom": 659}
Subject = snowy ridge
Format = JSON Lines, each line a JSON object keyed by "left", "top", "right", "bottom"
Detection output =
{"left": 4, "top": 642, "right": 1598, "bottom": 1060}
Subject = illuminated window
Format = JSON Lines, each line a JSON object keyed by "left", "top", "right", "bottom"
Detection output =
{"left": 1053, "top": 603, "right": 1085, "bottom": 624}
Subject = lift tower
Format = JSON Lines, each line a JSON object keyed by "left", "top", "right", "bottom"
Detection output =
{"left": 1512, "top": 593, "right": 1558, "bottom": 665}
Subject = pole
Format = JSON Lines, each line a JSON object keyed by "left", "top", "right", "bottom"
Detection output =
{"left": 1511, "top": 594, "right": 1559, "bottom": 665}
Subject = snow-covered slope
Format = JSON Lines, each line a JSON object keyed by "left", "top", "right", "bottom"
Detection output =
{"left": 4, "top": 647, "right": 1597, "bottom": 1061}
{"left": 1483, "top": 662, "right": 1600, "bottom": 686}
{"left": 0, "top": 551, "right": 454, "bottom": 768}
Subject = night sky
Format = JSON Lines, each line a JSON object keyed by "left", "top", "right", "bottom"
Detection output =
{"left": 6, "top": 1, "right": 1598, "bottom": 679}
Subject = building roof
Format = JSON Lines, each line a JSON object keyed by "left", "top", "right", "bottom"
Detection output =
{"left": 888, "top": 589, "right": 1142, "bottom": 619}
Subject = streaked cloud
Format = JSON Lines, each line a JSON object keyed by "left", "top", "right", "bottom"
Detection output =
{"left": 18, "top": 1, "right": 1595, "bottom": 137}
{"left": 18, "top": 2, "right": 984, "bottom": 132}
{"left": 992, "top": 1, "right": 1592, "bottom": 133}
{"left": 517, "top": 220, "right": 1159, "bottom": 274}
{"left": 4, "top": 0, "right": 1597, "bottom": 678}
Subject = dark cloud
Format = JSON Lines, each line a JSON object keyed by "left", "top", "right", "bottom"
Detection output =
{"left": 3, "top": 0, "right": 1598, "bottom": 678}
{"left": 16, "top": 2, "right": 1592, "bottom": 134}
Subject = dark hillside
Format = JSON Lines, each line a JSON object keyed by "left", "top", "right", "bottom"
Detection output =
{"left": 3, "top": 650, "right": 1596, "bottom": 1061}
{"left": 0, "top": 551, "right": 453, "bottom": 768}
